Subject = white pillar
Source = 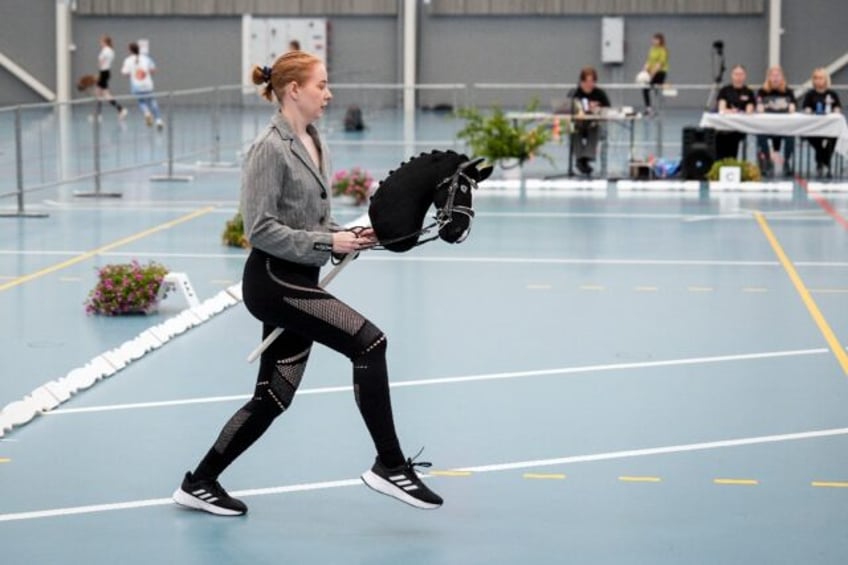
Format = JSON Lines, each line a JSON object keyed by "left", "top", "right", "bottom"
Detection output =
{"left": 241, "top": 14, "right": 253, "bottom": 90}
{"left": 402, "top": 0, "right": 416, "bottom": 156}
{"left": 768, "top": 0, "right": 781, "bottom": 69}
{"left": 56, "top": 1, "right": 73, "bottom": 182}
{"left": 56, "top": 0, "right": 72, "bottom": 104}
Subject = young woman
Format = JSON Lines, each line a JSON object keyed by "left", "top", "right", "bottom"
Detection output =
{"left": 120, "top": 42, "right": 164, "bottom": 130}
{"left": 642, "top": 33, "right": 668, "bottom": 112}
{"left": 802, "top": 67, "right": 842, "bottom": 178}
{"left": 172, "top": 50, "right": 443, "bottom": 516}
{"left": 95, "top": 35, "right": 126, "bottom": 119}
{"left": 570, "top": 66, "right": 611, "bottom": 176}
{"left": 755, "top": 66, "right": 796, "bottom": 177}
{"left": 715, "top": 65, "right": 755, "bottom": 159}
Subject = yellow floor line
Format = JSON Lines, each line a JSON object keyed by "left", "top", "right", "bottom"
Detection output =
{"left": 714, "top": 478, "right": 758, "bottom": 486}
{"left": 523, "top": 473, "right": 566, "bottom": 480}
{"left": 0, "top": 206, "right": 216, "bottom": 293}
{"left": 754, "top": 211, "right": 848, "bottom": 375}
{"left": 618, "top": 476, "right": 662, "bottom": 483}
{"left": 811, "top": 481, "right": 848, "bottom": 488}
{"left": 428, "top": 470, "right": 473, "bottom": 477}
{"left": 0, "top": 458, "right": 10, "bottom": 464}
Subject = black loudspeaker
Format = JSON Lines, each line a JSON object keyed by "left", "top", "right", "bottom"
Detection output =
{"left": 681, "top": 127, "right": 716, "bottom": 180}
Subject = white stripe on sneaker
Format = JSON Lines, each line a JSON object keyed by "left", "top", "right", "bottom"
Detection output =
{"left": 172, "top": 488, "right": 245, "bottom": 517}
{"left": 360, "top": 470, "right": 440, "bottom": 510}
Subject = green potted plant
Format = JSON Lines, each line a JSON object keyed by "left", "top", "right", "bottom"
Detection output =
{"left": 222, "top": 211, "right": 249, "bottom": 248}
{"left": 85, "top": 260, "right": 169, "bottom": 315}
{"left": 331, "top": 167, "right": 374, "bottom": 206}
{"left": 455, "top": 101, "right": 553, "bottom": 170}
{"left": 706, "top": 158, "right": 762, "bottom": 182}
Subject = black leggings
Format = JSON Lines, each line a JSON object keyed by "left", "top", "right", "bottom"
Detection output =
{"left": 807, "top": 136, "right": 837, "bottom": 168}
{"left": 643, "top": 71, "right": 666, "bottom": 108}
{"left": 193, "top": 249, "right": 405, "bottom": 480}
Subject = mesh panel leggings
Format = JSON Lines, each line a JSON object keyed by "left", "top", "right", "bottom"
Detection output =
{"left": 193, "top": 250, "right": 405, "bottom": 481}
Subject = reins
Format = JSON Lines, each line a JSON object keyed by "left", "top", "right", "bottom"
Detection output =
{"left": 350, "top": 160, "right": 480, "bottom": 255}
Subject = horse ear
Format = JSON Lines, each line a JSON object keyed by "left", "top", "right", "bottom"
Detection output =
{"left": 476, "top": 163, "right": 494, "bottom": 181}
{"left": 462, "top": 157, "right": 493, "bottom": 182}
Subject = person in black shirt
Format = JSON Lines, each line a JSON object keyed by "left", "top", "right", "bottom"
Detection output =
{"left": 801, "top": 67, "right": 843, "bottom": 178}
{"left": 715, "top": 65, "right": 755, "bottom": 159}
{"left": 570, "top": 66, "right": 611, "bottom": 176}
{"left": 755, "top": 66, "right": 797, "bottom": 177}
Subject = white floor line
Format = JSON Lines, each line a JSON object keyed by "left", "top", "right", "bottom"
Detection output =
{"left": 43, "top": 199, "right": 239, "bottom": 207}
{"left": 475, "top": 210, "right": 833, "bottom": 222}
{"left": 3, "top": 249, "right": 847, "bottom": 268}
{"left": 3, "top": 426, "right": 848, "bottom": 523}
{"left": 458, "top": 427, "right": 848, "bottom": 473}
{"left": 99, "top": 251, "right": 248, "bottom": 259}
{"left": 47, "top": 347, "right": 828, "bottom": 416}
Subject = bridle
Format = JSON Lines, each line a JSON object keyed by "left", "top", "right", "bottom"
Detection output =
{"left": 364, "top": 158, "right": 482, "bottom": 251}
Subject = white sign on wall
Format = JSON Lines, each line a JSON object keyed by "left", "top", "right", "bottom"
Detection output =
{"left": 601, "top": 17, "right": 624, "bottom": 64}
{"left": 243, "top": 15, "right": 327, "bottom": 82}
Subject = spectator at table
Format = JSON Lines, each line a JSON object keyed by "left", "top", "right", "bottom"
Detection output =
{"left": 801, "top": 67, "right": 842, "bottom": 178}
{"left": 715, "top": 64, "right": 755, "bottom": 160}
{"left": 755, "top": 66, "right": 796, "bottom": 177}
{"left": 570, "top": 66, "right": 611, "bottom": 176}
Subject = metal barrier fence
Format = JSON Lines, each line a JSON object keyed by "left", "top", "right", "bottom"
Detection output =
{"left": 2, "top": 81, "right": 846, "bottom": 217}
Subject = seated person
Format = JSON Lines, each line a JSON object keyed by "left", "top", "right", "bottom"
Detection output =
{"left": 570, "top": 66, "right": 611, "bottom": 176}
{"left": 715, "top": 65, "right": 755, "bottom": 159}
{"left": 801, "top": 67, "right": 842, "bottom": 178}
{"left": 756, "top": 66, "right": 796, "bottom": 177}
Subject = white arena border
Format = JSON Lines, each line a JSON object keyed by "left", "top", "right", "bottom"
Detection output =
{"left": 808, "top": 182, "right": 848, "bottom": 193}
{"left": 617, "top": 180, "right": 700, "bottom": 192}
{"left": 0, "top": 283, "right": 244, "bottom": 437}
{"left": 480, "top": 178, "right": 608, "bottom": 193}
{"left": 709, "top": 181, "right": 794, "bottom": 192}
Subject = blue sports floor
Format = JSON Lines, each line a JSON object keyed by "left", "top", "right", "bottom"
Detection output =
{"left": 1, "top": 108, "right": 848, "bottom": 564}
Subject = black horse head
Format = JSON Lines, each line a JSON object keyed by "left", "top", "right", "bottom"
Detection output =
{"left": 368, "top": 150, "right": 493, "bottom": 252}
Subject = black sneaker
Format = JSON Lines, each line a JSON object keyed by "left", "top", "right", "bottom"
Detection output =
{"left": 172, "top": 472, "right": 247, "bottom": 516}
{"left": 361, "top": 453, "right": 443, "bottom": 510}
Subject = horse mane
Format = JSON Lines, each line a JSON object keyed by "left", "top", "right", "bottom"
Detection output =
{"left": 368, "top": 150, "right": 474, "bottom": 252}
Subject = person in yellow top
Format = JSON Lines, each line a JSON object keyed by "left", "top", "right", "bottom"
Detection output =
{"left": 642, "top": 33, "right": 668, "bottom": 113}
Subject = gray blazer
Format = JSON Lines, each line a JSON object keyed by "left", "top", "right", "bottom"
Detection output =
{"left": 240, "top": 111, "right": 337, "bottom": 266}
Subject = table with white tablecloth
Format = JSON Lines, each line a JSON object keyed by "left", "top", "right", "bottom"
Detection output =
{"left": 699, "top": 112, "right": 848, "bottom": 158}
